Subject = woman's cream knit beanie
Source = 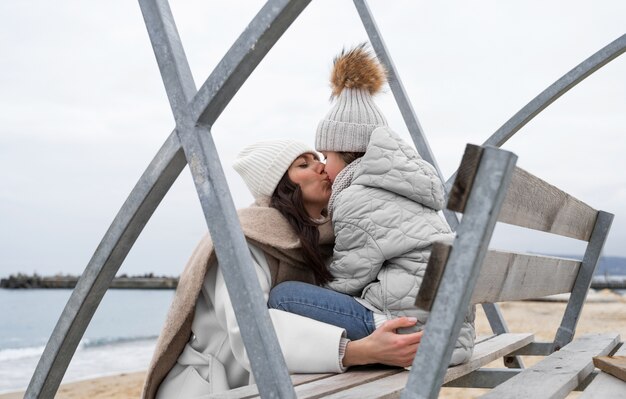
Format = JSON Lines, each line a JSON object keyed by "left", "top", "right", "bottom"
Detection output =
{"left": 316, "top": 44, "right": 388, "bottom": 152}
{"left": 233, "top": 140, "right": 315, "bottom": 199}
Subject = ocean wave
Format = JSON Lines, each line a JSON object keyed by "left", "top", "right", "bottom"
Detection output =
{"left": 0, "top": 345, "right": 46, "bottom": 362}
{"left": 80, "top": 334, "right": 158, "bottom": 348}
{"left": 0, "top": 335, "right": 158, "bottom": 362}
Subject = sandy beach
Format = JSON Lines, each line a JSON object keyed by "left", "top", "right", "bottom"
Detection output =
{"left": 3, "top": 289, "right": 624, "bottom": 399}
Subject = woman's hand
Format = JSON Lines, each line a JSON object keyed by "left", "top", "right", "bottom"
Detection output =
{"left": 342, "top": 317, "right": 423, "bottom": 368}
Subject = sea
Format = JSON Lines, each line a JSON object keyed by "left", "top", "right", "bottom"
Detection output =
{"left": 0, "top": 289, "right": 173, "bottom": 394}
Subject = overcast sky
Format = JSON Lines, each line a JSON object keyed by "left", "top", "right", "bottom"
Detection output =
{"left": 1, "top": 1, "right": 624, "bottom": 277}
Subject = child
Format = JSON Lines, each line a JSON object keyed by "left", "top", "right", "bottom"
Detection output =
{"left": 270, "top": 44, "right": 475, "bottom": 366}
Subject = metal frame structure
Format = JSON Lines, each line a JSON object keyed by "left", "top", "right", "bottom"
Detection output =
{"left": 25, "top": 0, "right": 626, "bottom": 397}
{"left": 401, "top": 144, "right": 614, "bottom": 398}
{"left": 403, "top": 146, "right": 519, "bottom": 399}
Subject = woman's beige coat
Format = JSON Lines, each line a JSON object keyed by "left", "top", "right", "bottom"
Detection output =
{"left": 142, "top": 199, "right": 338, "bottom": 399}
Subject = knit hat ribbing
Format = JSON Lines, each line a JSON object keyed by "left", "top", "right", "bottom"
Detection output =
{"left": 233, "top": 140, "right": 315, "bottom": 199}
{"left": 315, "top": 44, "right": 388, "bottom": 152}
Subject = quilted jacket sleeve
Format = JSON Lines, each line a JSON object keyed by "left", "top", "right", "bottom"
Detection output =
{"left": 326, "top": 219, "right": 386, "bottom": 295}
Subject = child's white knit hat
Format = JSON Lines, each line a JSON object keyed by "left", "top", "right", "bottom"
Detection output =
{"left": 233, "top": 139, "right": 315, "bottom": 199}
{"left": 316, "top": 44, "right": 388, "bottom": 152}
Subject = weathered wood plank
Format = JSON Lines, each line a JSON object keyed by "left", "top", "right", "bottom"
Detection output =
{"left": 448, "top": 144, "right": 483, "bottom": 213}
{"left": 447, "top": 147, "right": 597, "bottom": 241}
{"left": 480, "top": 333, "right": 620, "bottom": 399}
{"left": 471, "top": 250, "right": 581, "bottom": 303}
{"left": 294, "top": 369, "right": 402, "bottom": 399}
{"left": 208, "top": 373, "right": 333, "bottom": 399}
{"left": 318, "top": 333, "right": 533, "bottom": 399}
{"left": 415, "top": 242, "right": 450, "bottom": 310}
{"left": 592, "top": 356, "right": 626, "bottom": 381}
{"left": 444, "top": 333, "right": 534, "bottom": 382}
{"left": 417, "top": 246, "right": 580, "bottom": 306}
{"left": 499, "top": 167, "right": 597, "bottom": 241}
{"left": 581, "top": 342, "right": 626, "bottom": 398}
{"left": 318, "top": 372, "right": 407, "bottom": 399}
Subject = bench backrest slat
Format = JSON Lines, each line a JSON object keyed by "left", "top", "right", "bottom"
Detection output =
{"left": 500, "top": 168, "right": 597, "bottom": 240}
{"left": 417, "top": 244, "right": 580, "bottom": 309}
{"left": 449, "top": 144, "right": 598, "bottom": 241}
{"left": 471, "top": 250, "right": 580, "bottom": 303}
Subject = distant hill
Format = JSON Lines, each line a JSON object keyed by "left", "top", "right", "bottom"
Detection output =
{"left": 595, "top": 256, "right": 626, "bottom": 276}
{"left": 0, "top": 273, "right": 178, "bottom": 289}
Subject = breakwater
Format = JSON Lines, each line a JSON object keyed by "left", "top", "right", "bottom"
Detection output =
{"left": 0, "top": 273, "right": 178, "bottom": 289}
{"left": 591, "top": 275, "right": 626, "bottom": 290}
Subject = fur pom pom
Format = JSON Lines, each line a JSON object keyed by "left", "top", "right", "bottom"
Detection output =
{"left": 330, "top": 43, "right": 387, "bottom": 98}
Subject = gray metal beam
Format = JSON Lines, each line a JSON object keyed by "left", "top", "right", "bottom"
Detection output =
{"left": 353, "top": 4, "right": 517, "bottom": 350}
{"left": 402, "top": 146, "right": 518, "bottom": 399}
{"left": 553, "top": 211, "right": 614, "bottom": 351}
{"left": 25, "top": 131, "right": 187, "bottom": 398}
{"left": 483, "top": 34, "right": 626, "bottom": 148}
{"left": 481, "top": 303, "right": 525, "bottom": 368}
{"left": 190, "top": 1, "right": 312, "bottom": 127}
{"left": 139, "top": 0, "right": 197, "bottom": 119}
{"left": 27, "top": 1, "right": 311, "bottom": 397}
{"left": 353, "top": 0, "right": 459, "bottom": 230}
{"left": 446, "top": 33, "right": 626, "bottom": 191}
{"left": 139, "top": 1, "right": 311, "bottom": 398}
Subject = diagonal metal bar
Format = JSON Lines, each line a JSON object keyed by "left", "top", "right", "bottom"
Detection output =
{"left": 28, "top": 1, "right": 312, "bottom": 397}
{"left": 445, "top": 33, "right": 624, "bottom": 346}
{"left": 481, "top": 303, "right": 525, "bottom": 369}
{"left": 445, "top": 33, "right": 626, "bottom": 190}
{"left": 483, "top": 34, "right": 626, "bottom": 148}
{"left": 553, "top": 210, "right": 614, "bottom": 351}
{"left": 25, "top": 131, "right": 187, "bottom": 399}
{"left": 179, "top": 123, "right": 300, "bottom": 398}
{"left": 353, "top": 0, "right": 459, "bottom": 229}
{"left": 354, "top": 0, "right": 518, "bottom": 346}
{"left": 190, "top": 0, "right": 312, "bottom": 127}
{"left": 352, "top": 0, "right": 441, "bottom": 178}
{"left": 402, "top": 146, "right": 518, "bottom": 399}
{"left": 140, "top": 0, "right": 311, "bottom": 397}
{"left": 139, "top": 0, "right": 197, "bottom": 119}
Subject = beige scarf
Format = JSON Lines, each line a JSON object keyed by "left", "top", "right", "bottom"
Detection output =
{"left": 142, "top": 198, "right": 334, "bottom": 399}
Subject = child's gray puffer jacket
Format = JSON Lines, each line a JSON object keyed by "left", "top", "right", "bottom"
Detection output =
{"left": 327, "top": 126, "right": 475, "bottom": 365}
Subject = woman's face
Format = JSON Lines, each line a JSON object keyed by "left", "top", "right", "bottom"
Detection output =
{"left": 321, "top": 151, "right": 346, "bottom": 183}
{"left": 287, "top": 153, "right": 332, "bottom": 217}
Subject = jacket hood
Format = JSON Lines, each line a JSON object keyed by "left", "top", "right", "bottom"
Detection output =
{"left": 351, "top": 127, "right": 446, "bottom": 210}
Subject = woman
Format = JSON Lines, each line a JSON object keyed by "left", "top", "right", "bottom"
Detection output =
{"left": 142, "top": 140, "right": 423, "bottom": 399}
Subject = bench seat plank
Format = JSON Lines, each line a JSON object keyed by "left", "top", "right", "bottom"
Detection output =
{"left": 580, "top": 342, "right": 626, "bottom": 398}
{"left": 480, "top": 333, "right": 620, "bottom": 399}
{"left": 294, "top": 369, "right": 402, "bottom": 399}
{"left": 312, "top": 333, "right": 533, "bottom": 399}
{"left": 445, "top": 333, "right": 533, "bottom": 382}
{"left": 208, "top": 373, "right": 333, "bottom": 399}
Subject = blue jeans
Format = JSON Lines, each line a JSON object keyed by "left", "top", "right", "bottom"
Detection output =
{"left": 268, "top": 281, "right": 376, "bottom": 340}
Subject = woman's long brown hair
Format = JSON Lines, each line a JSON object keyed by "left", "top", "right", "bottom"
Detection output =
{"left": 270, "top": 174, "right": 333, "bottom": 286}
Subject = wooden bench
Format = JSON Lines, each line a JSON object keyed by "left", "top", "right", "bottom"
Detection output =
{"left": 407, "top": 143, "right": 622, "bottom": 398}
{"left": 209, "top": 143, "right": 623, "bottom": 398}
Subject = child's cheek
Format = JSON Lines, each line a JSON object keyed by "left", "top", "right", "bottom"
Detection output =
{"left": 327, "top": 162, "right": 339, "bottom": 182}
